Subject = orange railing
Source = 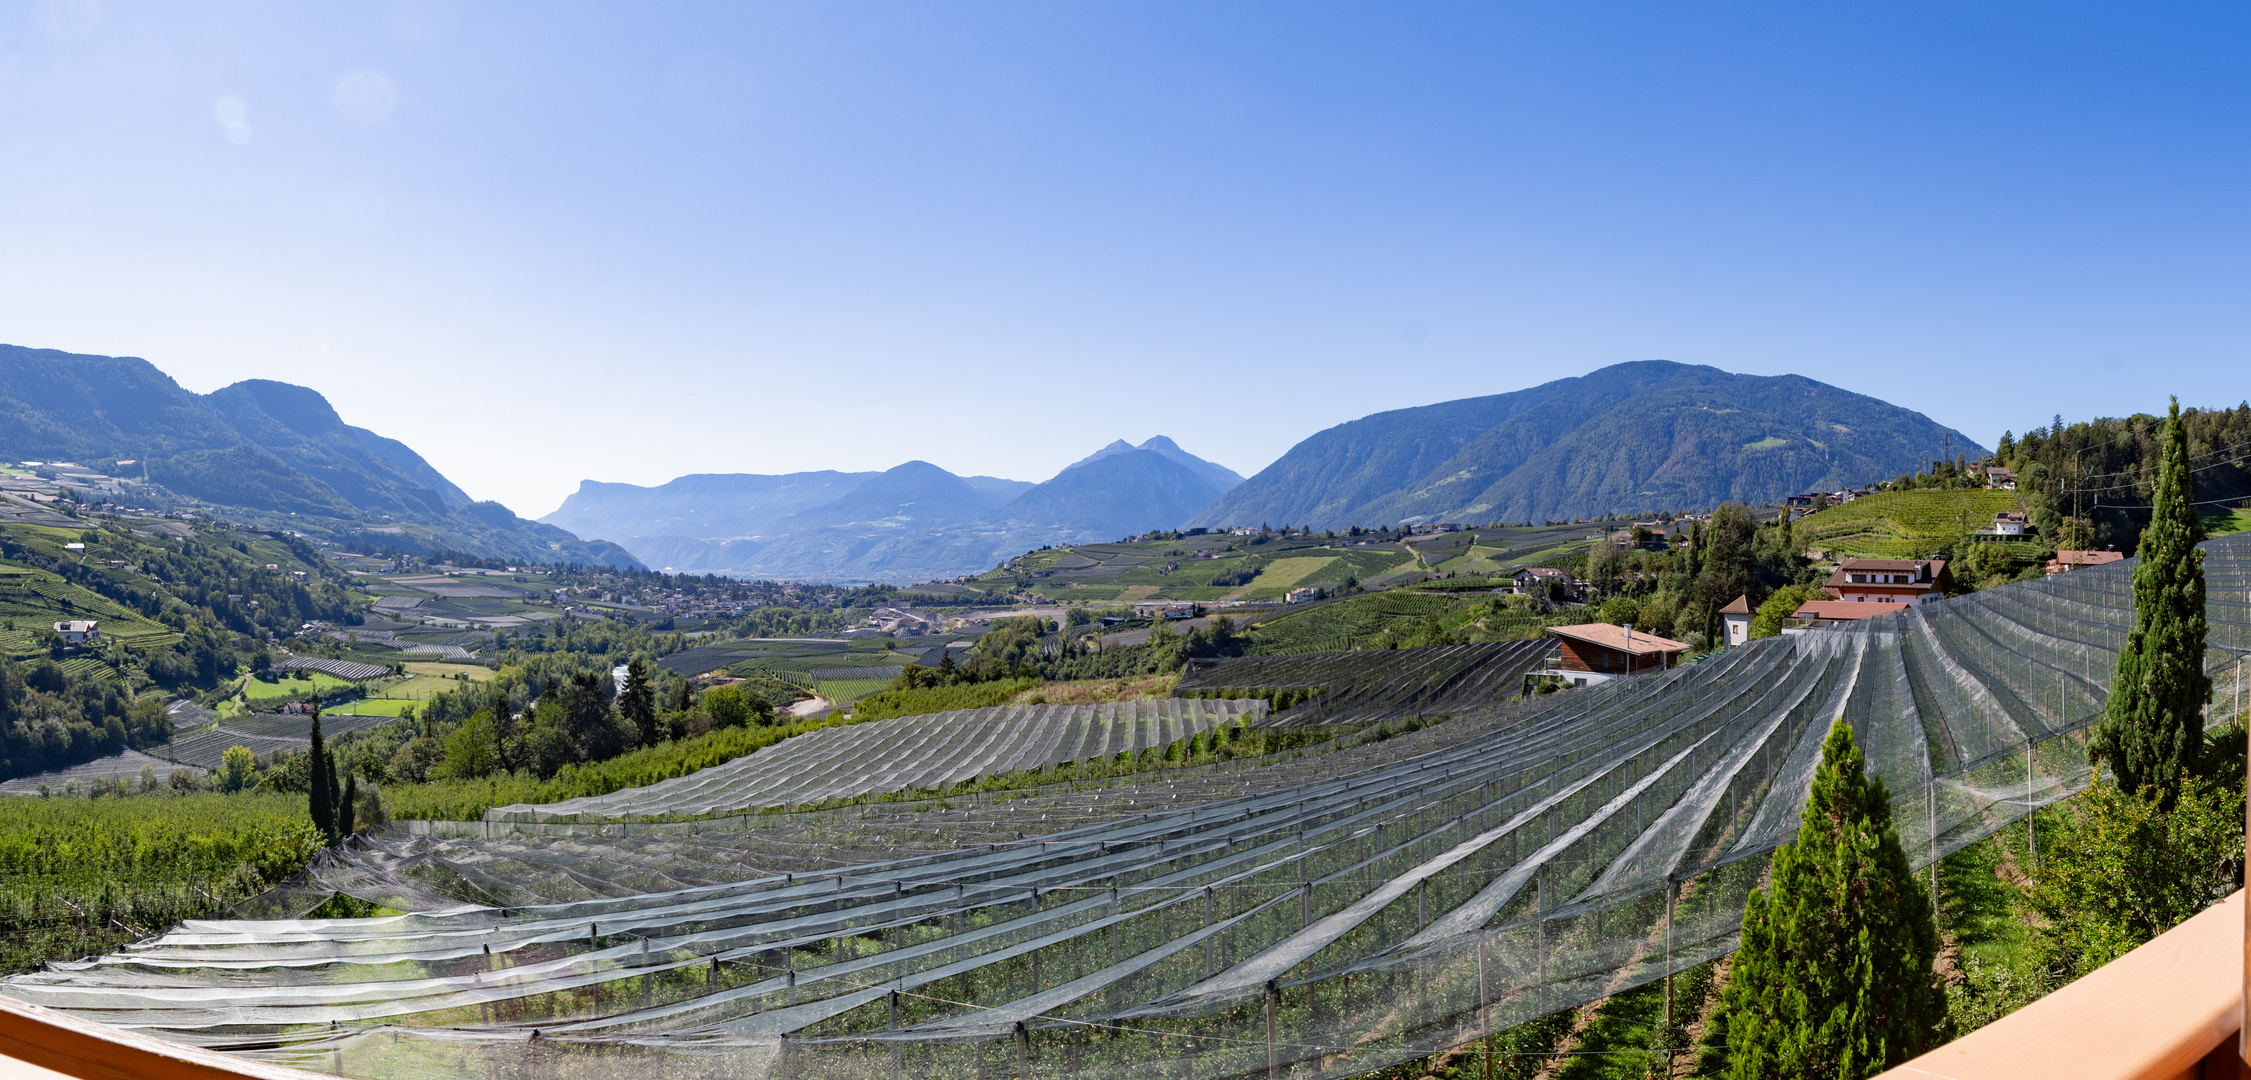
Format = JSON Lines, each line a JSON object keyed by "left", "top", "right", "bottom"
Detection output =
{"left": 0, "top": 994, "right": 325, "bottom": 1079}
{"left": 1880, "top": 890, "right": 2244, "bottom": 1080}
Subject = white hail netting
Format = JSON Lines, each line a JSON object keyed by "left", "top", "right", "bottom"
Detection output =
{"left": 491, "top": 699, "right": 1270, "bottom": 823}
{"left": 7, "top": 534, "right": 2251, "bottom": 1080}
{"left": 1179, "top": 641, "right": 1553, "bottom": 729}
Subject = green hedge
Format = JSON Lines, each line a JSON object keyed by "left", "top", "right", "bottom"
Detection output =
{"left": 847, "top": 678, "right": 1038, "bottom": 723}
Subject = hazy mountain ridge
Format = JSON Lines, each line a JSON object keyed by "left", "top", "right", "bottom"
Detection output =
{"left": 1191, "top": 361, "right": 1986, "bottom": 529}
{"left": 550, "top": 439, "right": 1240, "bottom": 580}
{"left": 0, "top": 344, "right": 639, "bottom": 568}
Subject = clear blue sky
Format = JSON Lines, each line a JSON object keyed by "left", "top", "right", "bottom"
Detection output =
{"left": 3, "top": 2, "right": 2246, "bottom": 517}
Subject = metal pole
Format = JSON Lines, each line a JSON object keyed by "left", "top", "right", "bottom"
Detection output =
{"left": 1265, "top": 979, "right": 1281, "bottom": 1080}
{"left": 1477, "top": 934, "right": 1489, "bottom": 1031}
{"left": 1928, "top": 777, "right": 1939, "bottom": 919}
{"left": 1536, "top": 866, "right": 1548, "bottom": 1016}
{"left": 1664, "top": 876, "right": 1676, "bottom": 1051}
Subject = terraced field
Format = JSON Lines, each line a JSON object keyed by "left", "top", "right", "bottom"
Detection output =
{"left": 1795, "top": 489, "right": 2023, "bottom": 558}
{"left": 0, "top": 563, "right": 175, "bottom": 659}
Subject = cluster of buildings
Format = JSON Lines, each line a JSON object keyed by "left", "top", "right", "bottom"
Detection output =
{"left": 1784, "top": 489, "right": 1873, "bottom": 521}
{"left": 1537, "top": 554, "right": 1975, "bottom": 688}
{"left": 844, "top": 607, "right": 938, "bottom": 638}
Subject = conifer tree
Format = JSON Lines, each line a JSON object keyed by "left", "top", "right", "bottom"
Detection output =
{"left": 307, "top": 705, "right": 333, "bottom": 841}
{"left": 2089, "top": 398, "right": 2209, "bottom": 810}
{"left": 620, "top": 658, "right": 657, "bottom": 746}
{"left": 324, "top": 744, "right": 343, "bottom": 830}
{"left": 338, "top": 772, "right": 358, "bottom": 839}
{"left": 1704, "top": 718, "right": 1945, "bottom": 1080}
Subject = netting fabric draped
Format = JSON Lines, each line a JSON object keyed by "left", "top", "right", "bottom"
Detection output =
{"left": 7, "top": 534, "right": 2250, "bottom": 1080}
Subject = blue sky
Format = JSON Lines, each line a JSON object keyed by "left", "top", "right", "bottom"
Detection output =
{"left": 3, "top": 2, "right": 2246, "bottom": 517}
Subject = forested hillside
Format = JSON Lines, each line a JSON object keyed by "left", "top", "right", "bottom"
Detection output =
{"left": 1994, "top": 403, "right": 2251, "bottom": 554}
{"left": 1189, "top": 361, "right": 1984, "bottom": 530}
{"left": 0, "top": 344, "right": 638, "bottom": 568}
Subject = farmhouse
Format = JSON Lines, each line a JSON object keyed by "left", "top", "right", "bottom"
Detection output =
{"left": 1985, "top": 466, "right": 2018, "bottom": 490}
{"left": 2046, "top": 549, "right": 2126, "bottom": 576}
{"left": 1535, "top": 623, "right": 1690, "bottom": 686}
{"left": 1719, "top": 595, "right": 1753, "bottom": 648}
{"left": 52, "top": 620, "right": 99, "bottom": 644}
{"left": 1133, "top": 601, "right": 1197, "bottom": 620}
{"left": 1511, "top": 566, "right": 1575, "bottom": 596}
{"left": 1986, "top": 511, "right": 2028, "bottom": 536}
{"left": 1821, "top": 558, "right": 1951, "bottom": 605}
{"left": 1786, "top": 600, "right": 1911, "bottom": 632}
{"left": 1284, "top": 586, "right": 1319, "bottom": 604}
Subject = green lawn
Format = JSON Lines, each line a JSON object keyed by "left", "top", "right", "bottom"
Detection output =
{"left": 1240, "top": 556, "right": 1340, "bottom": 599}
{"left": 2202, "top": 505, "right": 2251, "bottom": 537}
{"left": 240, "top": 671, "right": 356, "bottom": 704}
{"left": 327, "top": 697, "right": 418, "bottom": 717}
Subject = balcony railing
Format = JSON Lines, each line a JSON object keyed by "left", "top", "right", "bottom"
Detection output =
{"left": 1879, "top": 890, "right": 2243, "bottom": 1080}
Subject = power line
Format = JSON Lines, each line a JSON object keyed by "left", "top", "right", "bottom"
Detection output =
{"left": 2073, "top": 436, "right": 2251, "bottom": 482}
{"left": 2086, "top": 494, "right": 2251, "bottom": 511}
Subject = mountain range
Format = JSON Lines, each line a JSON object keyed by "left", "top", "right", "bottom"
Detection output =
{"left": 1, "top": 345, "right": 1985, "bottom": 584}
{"left": 1186, "top": 360, "right": 1987, "bottom": 531}
{"left": 0, "top": 344, "right": 638, "bottom": 567}
{"left": 543, "top": 437, "right": 1242, "bottom": 581}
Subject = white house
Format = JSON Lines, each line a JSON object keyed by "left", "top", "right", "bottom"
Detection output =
{"left": 53, "top": 620, "right": 100, "bottom": 644}
{"left": 1719, "top": 596, "right": 1753, "bottom": 648}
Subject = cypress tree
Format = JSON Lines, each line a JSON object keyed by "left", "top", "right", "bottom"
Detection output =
{"left": 2089, "top": 398, "right": 2210, "bottom": 810}
{"left": 1704, "top": 718, "right": 1945, "bottom": 1080}
{"left": 307, "top": 705, "right": 333, "bottom": 841}
{"left": 338, "top": 772, "right": 358, "bottom": 839}
{"left": 324, "top": 745, "right": 343, "bottom": 839}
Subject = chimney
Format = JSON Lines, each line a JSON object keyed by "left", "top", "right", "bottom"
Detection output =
{"left": 1624, "top": 623, "right": 1634, "bottom": 648}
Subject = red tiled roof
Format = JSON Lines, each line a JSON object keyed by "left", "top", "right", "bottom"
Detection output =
{"left": 1837, "top": 558, "right": 1931, "bottom": 572}
{"left": 1548, "top": 623, "right": 1692, "bottom": 655}
{"left": 1793, "top": 601, "right": 1911, "bottom": 622}
{"left": 1720, "top": 595, "right": 1753, "bottom": 615}
{"left": 2052, "top": 550, "right": 2125, "bottom": 568}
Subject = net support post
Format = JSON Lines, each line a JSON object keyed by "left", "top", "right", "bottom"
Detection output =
{"left": 1266, "top": 978, "right": 1281, "bottom": 1080}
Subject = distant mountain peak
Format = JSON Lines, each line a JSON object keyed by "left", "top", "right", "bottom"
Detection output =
{"left": 1065, "top": 440, "right": 1138, "bottom": 470}
{"left": 1063, "top": 436, "right": 1244, "bottom": 494}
